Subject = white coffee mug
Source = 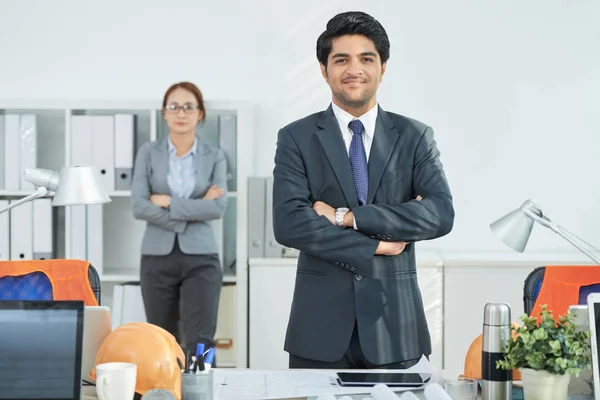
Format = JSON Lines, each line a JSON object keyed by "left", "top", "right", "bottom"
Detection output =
{"left": 95, "top": 362, "right": 137, "bottom": 400}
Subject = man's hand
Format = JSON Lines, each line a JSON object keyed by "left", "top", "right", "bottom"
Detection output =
{"left": 203, "top": 185, "right": 224, "bottom": 200}
{"left": 313, "top": 201, "right": 335, "bottom": 225}
{"left": 150, "top": 194, "right": 171, "bottom": 208}
{"left": 375, "top": 241, "right": 408, "bottom": 256}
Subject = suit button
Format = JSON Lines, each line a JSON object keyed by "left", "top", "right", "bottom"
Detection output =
{"left": 386, "top": 234, "right": 392, "bottom": 240}
{"left": 354, "top": 274, "right": 363, "bottom": 281}
{"left": 334, "top": 261, "right": 340, "bottom": 265}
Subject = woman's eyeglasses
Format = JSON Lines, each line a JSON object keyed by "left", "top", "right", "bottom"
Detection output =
{"left": 164, "top": 104, "right": 200, "bottom": 114}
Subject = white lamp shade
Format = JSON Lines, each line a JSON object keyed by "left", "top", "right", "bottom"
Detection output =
{"left": 52, "top": 165, "right": 111, "bottom": 206}
{"left": 490, "top": 208, "right": 534, "bottom": 253}
{"left": 490, "top": 200, "right": 544, "bottom": 253}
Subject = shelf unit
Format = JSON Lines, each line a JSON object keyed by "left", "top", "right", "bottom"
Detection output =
{"left": 0, "top": 99, "right": 254, "bottom": 368}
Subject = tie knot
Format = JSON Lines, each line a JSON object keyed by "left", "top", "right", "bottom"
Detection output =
{"left": 348, "top": 119, "right": 364, "bottom": 136}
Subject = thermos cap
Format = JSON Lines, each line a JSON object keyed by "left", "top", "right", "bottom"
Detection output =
{"left": 483, "top": 303, "right": 511, "bottom": 326}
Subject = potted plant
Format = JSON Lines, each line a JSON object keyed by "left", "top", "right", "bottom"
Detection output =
{"left": 496, "top": 304, "right": 591, "bottom": 400}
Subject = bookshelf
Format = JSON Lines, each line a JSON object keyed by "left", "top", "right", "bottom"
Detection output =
{"left": 0, "top": 99, "right": 254, "bottom": 368}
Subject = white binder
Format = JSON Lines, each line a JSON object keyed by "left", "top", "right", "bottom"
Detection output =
{"left": 70, "top": 115, "right": 93, "bottom": 260}
{"left": 114, "top": 114, "right": 134, "bottom": 191}
{"left": 70, "top": 205, "right": 87, "bottom": 260}
{"left": 19, "top": 114, "right": 37, "bottom": 191}
{"left": 33, "top": 198, "right": 53, "bottom": 260}
{"left": 91, "top": 115, "right": 115, "bottom": 193}
{"left": 3, "top": 115, "right": 20, "bottom": 191}
{"left": 0, "top": 200, "right": 9, "bottom": 260}
{"left": 0, "top": 115, "right": 4, "bottom": 190}
{"left": 87, "top": 204, "right": 103, "bottom": 275}
{"left": 111, "top": 283, "right": 147, "bottom": 329}
{"left": 10, "top": 200, "right": 32, "bottom": 260}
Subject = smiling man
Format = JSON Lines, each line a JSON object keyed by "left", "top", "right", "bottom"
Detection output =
{"left": 272, "top": 11, "right": 455, "bottom": 369}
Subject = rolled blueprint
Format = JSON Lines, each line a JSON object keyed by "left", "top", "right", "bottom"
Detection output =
{"left": 371, "top": 383, "right": 400, "bottom": 400}
{"left": 399, "top": 391, "right": 420, "bottom": 400}
{"left": 424, "top": 383, "right": 453, "bottom": 400}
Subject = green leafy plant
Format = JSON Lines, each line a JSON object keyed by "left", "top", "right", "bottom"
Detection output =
{"left": 496, "top": 304, "right": 591, "bottom": 376}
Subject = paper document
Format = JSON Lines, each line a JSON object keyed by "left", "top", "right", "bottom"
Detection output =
{"left": 212, "top": 355, "right": 436, "bottom": 400}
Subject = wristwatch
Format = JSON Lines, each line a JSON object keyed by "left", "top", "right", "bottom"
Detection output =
{"left": 335, "top": 207, "right": 350, "bottom": 228}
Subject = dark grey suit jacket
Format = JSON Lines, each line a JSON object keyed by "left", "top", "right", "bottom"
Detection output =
{"left": 272, "top": 105, "right": 454, "bottom": 366}
{"left": 131, "top": 136, "right": 228, "bottom": 256}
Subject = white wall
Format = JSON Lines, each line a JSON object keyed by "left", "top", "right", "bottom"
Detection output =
{"left": 1, "top": 0, "right": 600, "bottom": 253}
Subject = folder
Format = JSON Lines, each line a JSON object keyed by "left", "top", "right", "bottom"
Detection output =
{"left": 3, "top": 115, "right": 20, "bottom": 191}
{"left": 10, "top": 200, "right": 32, "bottom": 260}
{"left": 91, "top": 115, "right": 115, "bottom": 193}
{"left": 19, "top": 114, "right": 37, "bottom": 191}
{"left": 33, "top": 198, "right": 53, "bottom": 260}
{"left": 114, "top": 114, "right": 134, "bottom": 191}
{"left": 87, "top": 204, "right": 103, "bottom": 275}
{"left": 264, "top": 176, "right": 283, "bottom": 258}
{"left": 247, "top": 177, "right": 266, "bottom": 258}
{"left": 70, "top": 116, "right": 93, "bottom": 259}
{"left": 0, "top": 200, "right": 9, "bottom": 260}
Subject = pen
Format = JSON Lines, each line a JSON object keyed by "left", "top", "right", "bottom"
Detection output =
{"left": 184, "top": 350, "right": 191, "bottom": 373}
{"left": 196, "top": 343, "right": 205, "bottom": 360}
{"left": 204, "top": 347, "right": 215, "bottom": 367}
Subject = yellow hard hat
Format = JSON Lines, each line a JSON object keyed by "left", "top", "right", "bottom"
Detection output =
{"left": 90, "top": 322, "right": 185, "bottom": 400}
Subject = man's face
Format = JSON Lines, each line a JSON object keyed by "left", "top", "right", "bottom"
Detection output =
{"left": 321, "top": 34, "right": 386, "bottom": 114}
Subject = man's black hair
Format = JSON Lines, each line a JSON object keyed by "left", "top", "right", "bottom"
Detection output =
{"left": 316, "top": 11, "right": 390, "bottom": 68}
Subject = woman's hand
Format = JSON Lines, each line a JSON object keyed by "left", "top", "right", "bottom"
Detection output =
{"left": 150, "top": 194, "right": 172, "bottom": 208}
{"left": 203, "top": 185, "right": 224, "bottom": 200}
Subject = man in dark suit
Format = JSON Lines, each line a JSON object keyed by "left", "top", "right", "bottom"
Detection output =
{"left": 272, "top": 11, "right": 455, "bottom": 369}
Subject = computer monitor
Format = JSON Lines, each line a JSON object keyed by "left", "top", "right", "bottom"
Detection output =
{"left": 586, "top": 294, "right": 600, "bottom": 400}
{"left": 0, "top": 301, "right": 85, "bottom": 400}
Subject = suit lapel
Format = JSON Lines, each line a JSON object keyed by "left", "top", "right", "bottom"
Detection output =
{"left": 367, "top": 107, "right": 399, "bottom": 204}
{"left": 192, "top": 139, "right": 211, "bottom": 198}
{"left": 152, "top": 137, "right": 170, "bottom": 191}
{"left": 316, "top": 106, "right": 360, "bottom": 207}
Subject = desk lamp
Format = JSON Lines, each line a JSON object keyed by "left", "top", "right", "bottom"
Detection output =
{"left": 490, "top": 199, "right": 600, "bottom": 264}
{"left": 0, "top": 166, "right": 111, "bottom": 214}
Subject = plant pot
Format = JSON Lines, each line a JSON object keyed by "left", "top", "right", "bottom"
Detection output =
{"left": 519, "top": 368, "right": 571, "bottom": 400}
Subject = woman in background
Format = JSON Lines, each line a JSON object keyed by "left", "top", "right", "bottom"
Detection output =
{"left": 131, "top": 81, "right": 227, "bottom": 356}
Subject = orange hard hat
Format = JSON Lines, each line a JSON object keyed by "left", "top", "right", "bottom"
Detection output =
{"left": 90, "top": 322, "right": 185, "bottom": 400}
{"left": 462, "top": 323, "right": 522, "bottom": 381}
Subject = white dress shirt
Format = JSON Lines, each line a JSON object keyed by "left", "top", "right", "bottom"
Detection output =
{"left": 331, "top": 102, "right": 378, "bottom": 162}
{"left": 330, "top": 102, "right": 379, "bottom": 229}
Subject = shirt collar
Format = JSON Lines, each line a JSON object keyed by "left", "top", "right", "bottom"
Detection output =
{"left": 168, "top": 136, "right": 198, "bottom": 157}
{"left": 331, "top": 102, "right": 378, "bottom": 139}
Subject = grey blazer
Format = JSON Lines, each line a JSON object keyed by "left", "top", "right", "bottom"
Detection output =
{"left": 272, "top": 105, "right": 454, "bottom": 366}
{"left": 131, "top": 136, "right": 228, "bottom": 256}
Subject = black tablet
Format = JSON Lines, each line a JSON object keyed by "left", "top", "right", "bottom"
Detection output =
{"left": 336, "top": 372, "right": 432, "bottom": 387}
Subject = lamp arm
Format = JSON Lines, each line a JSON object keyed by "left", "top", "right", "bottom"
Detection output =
{"left": 554, "top": 226, "right": 600, "bottom": 265}
{"left": 524, "top": 208, "right": 600, "bottom": 264}
{"left": 0, "top": 187, "right": 49, "bottom": 214}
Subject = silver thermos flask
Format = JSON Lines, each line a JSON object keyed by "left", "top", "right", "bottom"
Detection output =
{"left": 482, "top": 303, "right": 512, "bottom": 400}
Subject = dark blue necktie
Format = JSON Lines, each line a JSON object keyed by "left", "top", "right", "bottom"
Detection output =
{"left": 348, "top": 119, "right": 368, "bottom": 205}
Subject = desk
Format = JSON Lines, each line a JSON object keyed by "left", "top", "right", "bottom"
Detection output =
{"left": 210, "top": 356, "right": 441, "bottom": 400}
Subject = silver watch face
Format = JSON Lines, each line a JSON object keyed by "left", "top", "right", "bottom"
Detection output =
{"left": 336, "top": 208, "right": 349, "bottom": 226}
